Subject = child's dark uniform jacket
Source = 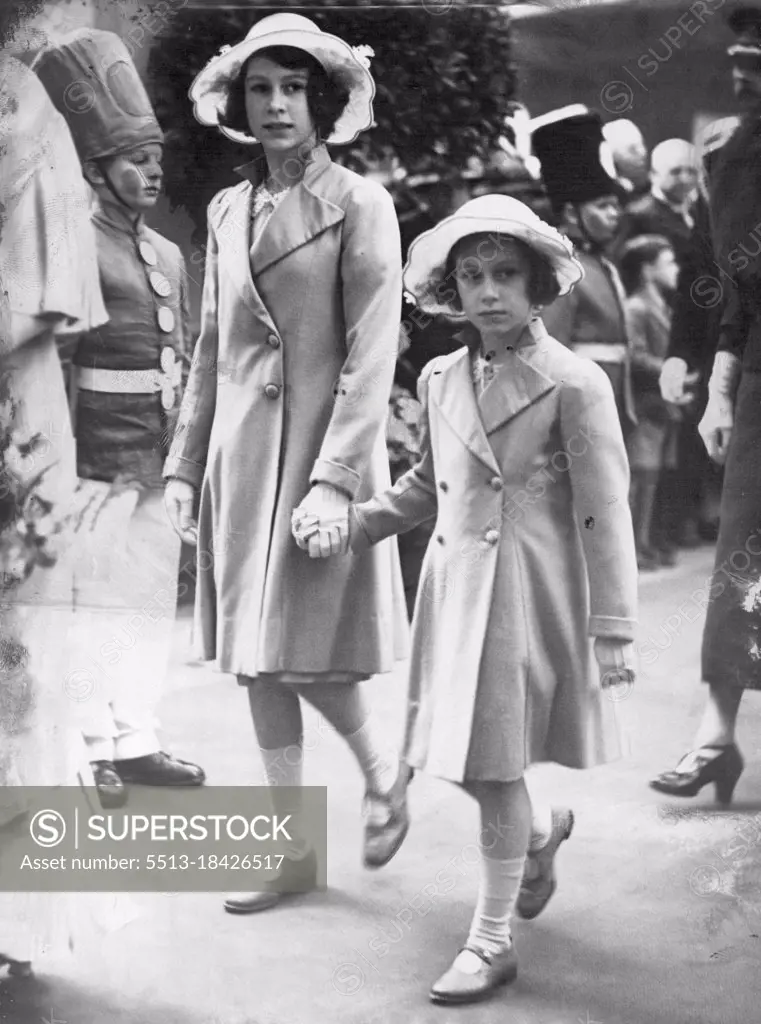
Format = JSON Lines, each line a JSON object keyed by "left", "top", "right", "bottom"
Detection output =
{"left": 351, "top": 319, "right": 638, "bottom": 783}
{"left": 73, "top": 201, "right": 191, "bottom": 490}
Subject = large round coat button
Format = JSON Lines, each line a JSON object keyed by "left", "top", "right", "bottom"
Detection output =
{"left": 264, "top": 383, "right": 281, "bottom": 399}
{"left": 149, "top": 270, "right": 172, "bottom": 297}
{"left": 267, "top": 334, "right": 281, "bottom": 349}
{"left": 485, "top": 529, "right": 500, "bottom": 545}
{"left": 490, "top": 476, "right": 503, "bottom": 491}
{"left": 157, "top": 307, "right": 175, "bottom": 333}
{"left": 138, "top": 240, "right": 158, "bottom": 266}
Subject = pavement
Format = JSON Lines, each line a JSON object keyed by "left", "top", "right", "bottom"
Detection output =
{"left": 2, "top": 545, "right": 761, "bottom": 1024}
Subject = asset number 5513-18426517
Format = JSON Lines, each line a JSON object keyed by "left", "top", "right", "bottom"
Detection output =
{"left": 144, "top": 854, "right": 287, "bottom": 871}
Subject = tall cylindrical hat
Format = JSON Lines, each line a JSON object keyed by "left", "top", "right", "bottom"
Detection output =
{"left": 530, "top": 107, "right": 626, "bottom": 213}
{"left": 32, "top": 28, "right": 164, "bottom": 163}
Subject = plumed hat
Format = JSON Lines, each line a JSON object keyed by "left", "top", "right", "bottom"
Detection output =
{"left": 530, "top": 106, "right": 626, "bottom": 212}
{"left": 33, "top": 28, "right": 164, "bottom": 163}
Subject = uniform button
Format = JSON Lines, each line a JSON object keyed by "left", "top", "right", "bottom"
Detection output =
{"left": 267, "top": 333, "right": 281, "bottom": 349}
{"left": 484, "top": 529, "right": 499, "bottom": 545}
{"left": 264, "top": 384, "right": 281, "bottom": 400}
{"left": 439, "top": 481, "right": 448, "bottom": 492}
{"left": 490, "top": 476, "right": 503, "bottom": 491}
{"left": 436, "top": 535, "right": 445, "bottom": 545}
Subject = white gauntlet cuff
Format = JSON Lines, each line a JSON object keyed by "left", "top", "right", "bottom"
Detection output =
{"left": 708, "top": 351, "right": 741, "bottom": 401}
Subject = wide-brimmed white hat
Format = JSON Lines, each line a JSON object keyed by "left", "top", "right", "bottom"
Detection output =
{"left": 189, "top": 13, "right": 375, "bottom": 146}
{"left": 403, "top": 194, "right": 584, "bottom": 317}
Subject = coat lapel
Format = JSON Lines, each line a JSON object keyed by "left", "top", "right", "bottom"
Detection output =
{"left": 431, "top": 321, "right": 557, "bottom": 472}
{"left": 213, "top": 180, "right": 275, "bottom": 328}
{"left": 430, "top": 348, "right": 501, "bottom": 474}
{"left": 247, "top": 146, "right": 345, "bottom": 277}
{"left": 477, "top": 321, "right": 557, "bottom": 436}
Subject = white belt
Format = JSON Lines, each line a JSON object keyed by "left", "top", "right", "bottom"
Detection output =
{"left": 76, "top": 365, "right": 181, "bottom": 411}
{"left": 571, "top": 343, "right": 628, "bottom": 364}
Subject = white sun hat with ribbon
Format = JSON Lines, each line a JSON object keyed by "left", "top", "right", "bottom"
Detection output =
{"left": 403, "top": 194, "right": 584, "bottom": 317}
{"left": 189, "top": 13, "right": 376, "bottom": 146}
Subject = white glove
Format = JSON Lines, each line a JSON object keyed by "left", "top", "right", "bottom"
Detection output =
{"left": 291, "top": 483, "right": 350, "bottom": 558}
{"left": 593, "top": 637, "right": 636, "bottom": 689}
{"left": 164, "top": 479, "right": 198, "bottom": 545}
{"left": 699, "top": 351, "right": 741, "bottom": 465}
{"left": 659, "top": 357, "right": 700, "bottom": 404}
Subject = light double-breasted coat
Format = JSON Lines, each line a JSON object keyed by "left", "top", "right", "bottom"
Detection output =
{"left": 352, "top": 319, "right": 638, "bottom": 783}
{"left": 164, "top": 145, "right": 408, "bottom": 678}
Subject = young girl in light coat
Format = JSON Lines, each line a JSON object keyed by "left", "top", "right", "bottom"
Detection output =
{"left": 308, "top": 195, "right": 638, "bottom": 1005}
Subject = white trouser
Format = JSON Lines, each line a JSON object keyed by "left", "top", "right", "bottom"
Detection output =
{"left": 68, "top": 485, "right": 181, "bottom": 762}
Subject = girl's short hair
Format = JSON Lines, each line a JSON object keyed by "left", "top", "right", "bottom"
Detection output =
{"left": 618, "top": 234, "right": 674, "bottom": 294}
{"left": 442, "top": 233, "right": 562, "bottom": 313}
{"left": 220, "top": 46, "right": 351, "bottom": 143}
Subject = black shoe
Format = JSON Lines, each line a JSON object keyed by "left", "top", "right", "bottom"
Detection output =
{"left": 0, "top": 955, "right": 33, "bottom": 978}
{"left": 650, "top": 744, "right": 744, "bottom": 806}
{"left": 114, "top": 752, "right": 205, "bottom": 787}
{"left": 90, "top": 760, "right": 128, "bottom": 809}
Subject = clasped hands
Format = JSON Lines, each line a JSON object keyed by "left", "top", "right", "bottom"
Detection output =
{"left": 291, "top": 483, "right": 351, "bottom": 558}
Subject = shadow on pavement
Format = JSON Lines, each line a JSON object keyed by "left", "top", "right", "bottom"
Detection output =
{"left": 0, "top": 974, "right": 226, "bottom": 1024}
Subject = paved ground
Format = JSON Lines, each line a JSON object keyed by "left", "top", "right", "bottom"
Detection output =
{"left": 3, "top": 545, "right": 761, "bottom": 1024}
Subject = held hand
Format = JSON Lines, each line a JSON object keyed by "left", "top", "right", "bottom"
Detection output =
{"left": 291, "top": 483, "right": 350, "bottom": 558}
{"left": 164, "top": 479, "right": 198, "bottom": 545}
{"left": 698, "top": 394, "right": 734, "bottom": 464}
{"left": 593, "top": 637, "right": 635, "bottom": 690}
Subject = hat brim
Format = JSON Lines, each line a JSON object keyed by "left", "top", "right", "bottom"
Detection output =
{"left": 189, "top": 28, "right": 375, "bottom": 146}
{"left": 403, "top": 215, "right": 584, "bottom": 317}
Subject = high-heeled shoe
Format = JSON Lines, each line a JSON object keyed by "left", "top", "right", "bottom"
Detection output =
{"left": 0, "top": 955, "right": 33, "bottom": 978}
{"left": 649, "top": 744, "right": 744, "bottom": 806}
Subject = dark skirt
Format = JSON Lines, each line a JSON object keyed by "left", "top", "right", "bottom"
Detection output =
{"left": 701, "top": 370, "right": 761, "bottom": 689}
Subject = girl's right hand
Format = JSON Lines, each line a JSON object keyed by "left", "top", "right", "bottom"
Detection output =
{"left": 164, "top": 479, "right": 198, "bottom": 545}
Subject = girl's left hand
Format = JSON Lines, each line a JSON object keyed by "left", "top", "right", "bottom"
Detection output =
{"left": 593, "top": 637, "right": 636, "bottom": 689}
{"left": 292, "top": 483, "right": 350, "bottom": 558}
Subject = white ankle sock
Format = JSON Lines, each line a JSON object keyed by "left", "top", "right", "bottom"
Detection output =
{"left": 529, "top": 803, "right": 553, "bottom": 852}
{"left": 343, "top": 720, "right": 399, "bottom": 795}
{"left": 260, "top": 745, "right": 308, "bottom": 860}
{"left": 462, "top": 854, "right": 525, "bottom": 961}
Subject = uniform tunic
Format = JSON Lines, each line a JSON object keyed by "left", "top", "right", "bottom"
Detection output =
{"left": 542, "top": 245, "right": 637, "bottom": 430}
{"left": 164, "top": 145, "right": 408, "bottom": 680}
{"left": 74, "top": 200, "right": 192, "bottom": 489}
{"left": 352, "top": 319, "right": 637, "bottom": 782}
